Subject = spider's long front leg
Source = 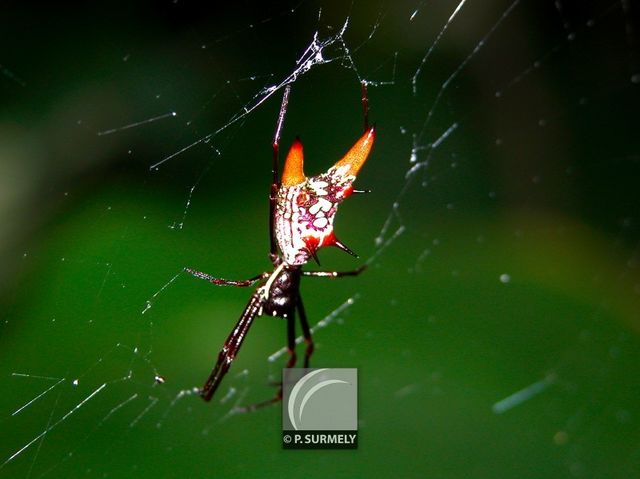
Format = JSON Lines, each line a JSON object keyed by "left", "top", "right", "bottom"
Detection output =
{"left": 270, "top": 85, "right": 291, "bottom": 261}
{"left": 201, "top": 291, "right": 263, "bottom": 402}
{"left": 184, "top": 268, "right": 268, "bottom": 287}
{"left": 361, "top": 81, "right": 370, "bottom": 132}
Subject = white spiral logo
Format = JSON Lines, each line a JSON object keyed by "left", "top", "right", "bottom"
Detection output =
{"left": 287, "top": 368, "right": 349, "bottom": 430}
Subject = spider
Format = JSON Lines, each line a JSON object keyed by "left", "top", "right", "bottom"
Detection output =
{"left": 185, "top": 83, "right": 375, "bottom": 407}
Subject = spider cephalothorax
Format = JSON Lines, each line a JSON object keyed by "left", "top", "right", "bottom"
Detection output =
{"left": 275, "top": 126, "right": 375, "bottom": 265}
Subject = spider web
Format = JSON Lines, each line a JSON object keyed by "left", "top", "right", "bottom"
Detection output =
{"left": 2, "top": 0, "right": 640, "bottom": 477}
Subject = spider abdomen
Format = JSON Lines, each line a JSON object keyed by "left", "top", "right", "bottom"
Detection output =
{"left": 262, "top": 266, "right": 301, "bottom": 319}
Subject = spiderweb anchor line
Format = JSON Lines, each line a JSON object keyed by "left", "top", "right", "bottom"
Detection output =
{"left": 10, "top": 375, "right": 66, "bottom": 417}
{"left": 149, "top": 15, "right": 359, "bottom": 171}
{"left": 97, "top": 112, "right": 177, "bottom": 136}
{"left": 2, "top": 384, "right": 107, "bottom": 467}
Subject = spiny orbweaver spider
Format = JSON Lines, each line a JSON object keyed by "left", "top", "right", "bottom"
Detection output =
{"left": 185, "top": 83, "right": 375, "bottom": 407}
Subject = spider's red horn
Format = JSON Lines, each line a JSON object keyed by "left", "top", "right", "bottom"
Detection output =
{"left": 282, "top": 137, "right": 306, "bottom": 187}
{"left": 332, "top": 126, "right": 375, "bottom": 178}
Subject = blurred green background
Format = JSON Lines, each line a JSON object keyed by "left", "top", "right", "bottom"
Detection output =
{"left": 1, "top": 1, "right": 640, "bottom": 477}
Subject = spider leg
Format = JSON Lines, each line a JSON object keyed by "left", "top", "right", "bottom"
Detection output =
{"left": 236, "top": 307, "right": 298, "bottom": 413}
{"left": 235, "top": 314, "right": 298, "bottom": 413}
{"left": 296, "top": 296, "right": 314, "bottom": 368}
{"left": 286, "top": 311, "right": 297, "bottom": 368}
{"left": 361, "top": 81, "right": 369, "bottom": 132}
{"left": 234, "top": 391, "right": 283, "bottom": 413}
{"left": 201, "top": 292, "right": 263, "bottom": 402}
{"left": 184, "top": 268, "right": 268, "bottom": 287}
{"left": 302, "top": 265, "right": 367, "bottom": 278}
{"left": 270, "top": 85, "right": 291, "bottom": 262}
